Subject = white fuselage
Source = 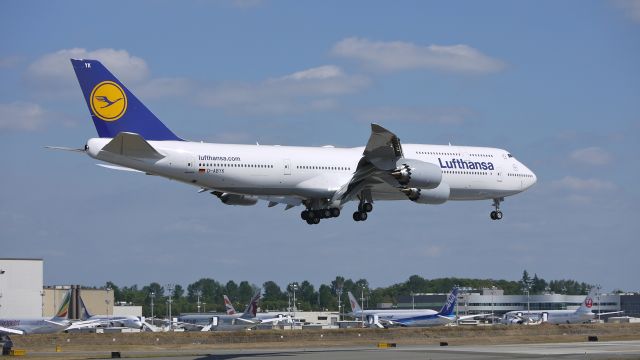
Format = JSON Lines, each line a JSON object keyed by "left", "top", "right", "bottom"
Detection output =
{"left": 0, "top": 318, "right": 68, "bottom": 334}
{"left": 503, "top": 310, "right": 595, "bottom": 325}
{"left": 86, "top": 139, "right": 536, "bottom": 204}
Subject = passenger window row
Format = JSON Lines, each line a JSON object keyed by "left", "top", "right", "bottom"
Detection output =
{"left": 199, "top": 163, "right": 274, "bottom": 168}
{"left": 508, "top": 173, "right": 533, "bottom": 178}
{"left": 416, "top": 151, "right": 494, "bottom": 158}
{"left": 443, "top": 170, "right": 489, "bottom": 175}
{"left": 296, "top": 165, "right": 351, "bottom": 171}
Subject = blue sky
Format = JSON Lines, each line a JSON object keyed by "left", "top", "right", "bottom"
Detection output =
{"left": 1, "top": 0, "right": 638, "bottom": 293}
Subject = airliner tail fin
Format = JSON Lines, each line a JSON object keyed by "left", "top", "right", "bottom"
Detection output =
{"left": 71, "top": 59, "right": 181, "bottom": 141}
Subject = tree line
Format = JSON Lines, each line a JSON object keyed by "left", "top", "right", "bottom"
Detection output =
{"left": 98, "top": 271, "right": 595, "bottom": 317}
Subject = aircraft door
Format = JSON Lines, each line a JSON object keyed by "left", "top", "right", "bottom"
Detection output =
{"left": 283, "top": 159, "right": 291, "bottom": 175}
{"left": 542, "top": 312, "right": 548, "bottom": 323}
{"left": 496, "top": 166, "right": 503, "bottom": 182}
{"left": 210, "top": 316, "right": 219, "bottom": 327}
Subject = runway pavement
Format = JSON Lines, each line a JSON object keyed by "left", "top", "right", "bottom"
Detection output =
{"left": 28, "top": 340, "right": 640, "bottom": 359}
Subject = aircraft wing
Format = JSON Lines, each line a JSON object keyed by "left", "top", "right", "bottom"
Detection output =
{"left": 594, "top": 311, "right": 624, "bottom": 316}
{"left": 457, "top": 313, "right": 490, "bottom": 321}
{"left": 0, "top": 326, "right": 24, "bottom": 335}
{"left": 235, "top": 317, "right": 259, "bottom": 324}
{"left": 334, "top": 124, "right": 404, "bottom": 204}
{"left": 65, "top": 320, "right": 102, "bottom": 330}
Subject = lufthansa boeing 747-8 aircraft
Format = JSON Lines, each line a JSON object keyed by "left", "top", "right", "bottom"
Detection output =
{"left": 55, "top": 59, "right": 536, "bottom": 224}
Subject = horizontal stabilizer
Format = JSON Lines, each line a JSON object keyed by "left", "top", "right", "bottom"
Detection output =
{"left": 101, "top": 132, "right": 164, "bottom": 159}
{"left": 45, "top": 146, "right": 86, "bottom": 153}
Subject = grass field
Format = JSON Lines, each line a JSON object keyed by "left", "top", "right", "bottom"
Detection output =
{"left": 10, "top": 323, "right": 640, "bottom": 354}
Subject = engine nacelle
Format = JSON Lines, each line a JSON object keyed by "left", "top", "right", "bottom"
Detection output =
{"left": 391, "top": 159, "right": 442, "bottom": 189}
{"left": 214, "top": 192, "right": 258, "bottom": 206}
{"left": 401, "top": 182, "right": 450, "bottom": 205}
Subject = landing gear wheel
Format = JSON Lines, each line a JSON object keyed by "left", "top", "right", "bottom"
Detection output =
{"left": 330, "top": 208, "right": 341, "bottom": 218}
{"left": 490, "top": 198, "right": 504, "bottom": 221}
{"left": 362, "top": 203, "right": 373, "bottom": 213}
{"left": 306, "top": 219, "right": 314, "bottom": 225}
{"left": 313, "top": 217, "right": 320, "bottom": 224}
{"left": 353, "top": 211, "right": 367, "bottom": 221}
{"left": 301, "top": 210, "right": 309, "bottom": 221}
{"left": 322, "top": 209, "right": 332, "bottom": 218}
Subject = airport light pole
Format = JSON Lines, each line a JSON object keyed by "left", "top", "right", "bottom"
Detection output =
{"left": 360, "top": 285, "right": 366, "bottom": 325}
{"left": 150, "top": 292, "right": 155, "bottom": 321}
{"left": 202, "top": 302, "right": 206, "bottom": 312}
{"left": 106, "top": 287, "right": 111, "bottom": 320}
{"left": 336, "top": 287, "right": 343, "bottom": 322}
{"left": 0, "top": 269, "right": 5, "bottom": 316}
{"left": 453, "top": 285, "right": 459, "bottom": 325}
{"left": 291, "top": 283, "right": 298, "bottom": 312}
{"left": 411, "top": 292, "right": 415, "bottom": 310}
{"left": 490, "top": 286, "right": 496, "bottom": 325}
{"left": 41, "top": 290, "right": 45, "bottom": 317}
{"left": 196, "top": 290, "right": 202, "bottom": 313}
{"left": 167, "top": 284, "right": 174, "bottom": 330}
{"left": 596, "top": 285, "right": 601, "bottom": 322}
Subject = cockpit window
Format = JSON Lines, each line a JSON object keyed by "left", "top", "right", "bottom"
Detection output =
{"left": 507, "top": 154, "right": 513, "bottom": 158}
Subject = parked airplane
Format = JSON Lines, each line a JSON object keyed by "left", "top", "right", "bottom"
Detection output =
{"left": 223, "top": 295, "right": 236, "bottom": 315}
{"left": 65, "top": 296, "right": 143, "bottom": 331}
{"left": 0, "top": 291, "right": 71, "bottom": 335}
{"left": 177, "top": 290, "right": 263, "bottom": 331}
{"left": 349, "top": 288, "right": 480, "bottom": 327}
{"left": 223, "top": 294, "right": 290, "bottom": 324}
{"left": 502, "top": 287, "right": 622, "bottom": 325}
{"left": 55, "top": 59, "right": 536, "bottom": 224}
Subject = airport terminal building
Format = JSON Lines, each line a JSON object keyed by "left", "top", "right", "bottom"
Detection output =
{"left": 396, "top": 288, "right": 637, "bottom": 319}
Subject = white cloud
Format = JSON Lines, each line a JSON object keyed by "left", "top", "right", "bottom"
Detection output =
{"left": 25, "top": 48, "right": 149, "bottom": 98}
{"left": 135, "top": 77, "right": 193, "bottom": 99}
{"left": 332, "top": 37, "right": 505, "bottom": 73}
{"left": 355, "top": 106, "right": 471, "bottom": 125}
{"left": 552, "top": 176, "right": 615, "bottom": 192}
{"left": 199, "top": 65, "right": 369, "bottom": 115}
{"left": 27, "top": 48, "right": 148, "bottom": 84}
{"left": 281, "top": 65, "right": 344, "bottom": 80}
{"left": 612, "top": 0, "right": 640, "bottom": 23}
{"left": 569, "top": 147, "right": 612, "bottom": 166}
{"left": 0, "top": 102, "right": 47, "bottom": 131}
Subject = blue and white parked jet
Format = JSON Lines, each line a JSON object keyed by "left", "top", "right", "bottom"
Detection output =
{"left": 349, "top": 288, "right": 482, "bottom": 327}
{"left": 53, "top": 59, "right": 536, "bottom": 224}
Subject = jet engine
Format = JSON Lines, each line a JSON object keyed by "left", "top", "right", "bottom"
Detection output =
{"left": 400, "top": 182, "right": 450, "bottom": 204}
{"left": 213, "top": 191, "right": 258, "bottom": 206}
{"left": 391, "top": 159, "right": 442, "bottom": 189}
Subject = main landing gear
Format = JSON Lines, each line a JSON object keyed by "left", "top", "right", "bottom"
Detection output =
{"left": 300, "top": 208, "right": 341, "bottom": 225}
{"left": 490, "top": 197, "right": 504, "bottom": 220}
{"left": 353, "top": 201, "right": 373, "bottom": 222}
